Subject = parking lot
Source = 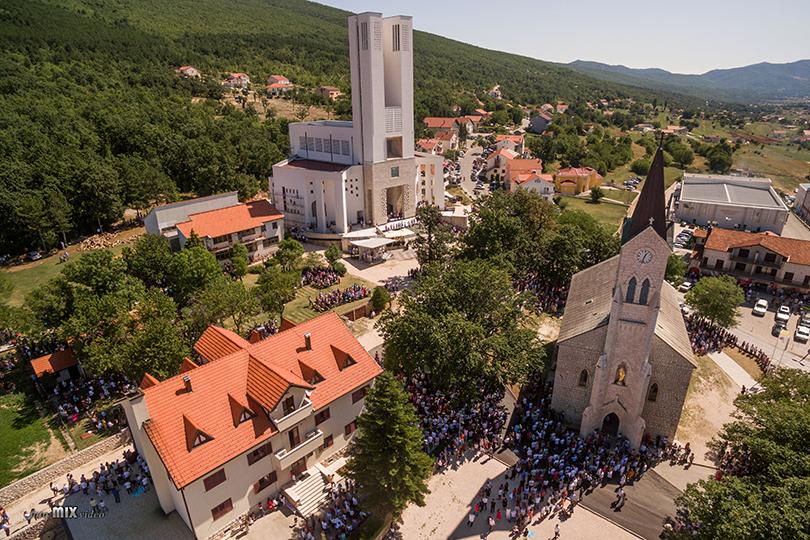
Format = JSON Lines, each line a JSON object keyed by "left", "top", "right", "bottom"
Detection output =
{"left": 734, "top": 296, "right": 810, "bottom": 370}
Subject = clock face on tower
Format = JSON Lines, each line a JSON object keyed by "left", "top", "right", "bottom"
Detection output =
{"left": 636, "top": 248, "right": 654, "bottom": 264}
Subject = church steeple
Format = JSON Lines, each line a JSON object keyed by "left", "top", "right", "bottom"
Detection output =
{"left": 622, "top": 144, "right": 668, "bottom": 244}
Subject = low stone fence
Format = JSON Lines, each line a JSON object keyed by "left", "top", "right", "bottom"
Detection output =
{"left": 0, "top": 428, "right": 131, "bottom": 507}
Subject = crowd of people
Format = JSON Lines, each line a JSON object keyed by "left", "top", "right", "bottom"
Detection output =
{"left": 295, "top": 480, "right": 368, "bottom": 540}
{"left": 302, "top": 267, "right": 341, "bottom": 289}
{"left": 247, "top": 320, "right": 279, "bottom": 342}
{"left": 459, "top": 378, "right": 693, "bottom": 537}
{"left": 513, "top": 275, "right": 568, "bottom": 316}
{"left": 49, "top": 374, "right": 134, "bottom": 431}
{"left": 735, "top": 341, "right": 772, "bottom": 373}
{"left": 683, "top": 314, "right": 738, "bottom": 355}
{"left": 311, "top": 284, "right": 370, "bottom": 312}
{"left": 14, "top": 334, "right": 68, "bottom": 363}
{"left": 403, "top": 371, "right": 508, "bottom": 467}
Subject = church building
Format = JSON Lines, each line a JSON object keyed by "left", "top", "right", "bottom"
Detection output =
{"left": 551, "top": 147, "right": 695, "bottom": 448}
{"left": 270, "top": 13, "right": 444, "bottom": 237}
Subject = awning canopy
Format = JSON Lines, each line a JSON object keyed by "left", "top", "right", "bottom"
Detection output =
{"left": 349, "top": 237, "right": 396, "bottom": 249}
{"left": 383, "top": 228, "right": 415, "bottom": 239}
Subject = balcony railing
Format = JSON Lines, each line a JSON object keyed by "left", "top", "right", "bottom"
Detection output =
{"left": 729, "top": 254, "right": 782, "bottom": 268}
{"left": 272, "top": 429, "right": 324, "bottom": 470}
{"left": 272, "top": 398, "right": 313, "bottom": 433}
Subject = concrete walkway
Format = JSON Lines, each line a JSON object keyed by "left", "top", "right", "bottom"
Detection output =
{"left": 708, "top": 351, "right": 758, "bottom": 389}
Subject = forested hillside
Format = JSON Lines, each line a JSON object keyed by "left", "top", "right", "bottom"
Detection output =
{"left": 0, "top": 0, "right": 692, "bottom": 255}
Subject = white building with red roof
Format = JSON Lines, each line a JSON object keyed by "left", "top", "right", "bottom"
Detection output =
{"left": 222, "top": 72, "right": 250, "bottom": 89}
{"left": 123, "top": 312, "right": 382, "bottom": 538}
{"left": 494, "top": 133, "right": 525, "bottom": 154}
{"left": 266, "top": 74, "right": 294, "bottom": 96}
{"left": 177, "top": 65, "right": 201, "bottom": 79}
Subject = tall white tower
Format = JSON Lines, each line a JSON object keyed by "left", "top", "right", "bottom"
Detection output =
{"left": 348, "top": 12, "right": 417, "bottom": 225}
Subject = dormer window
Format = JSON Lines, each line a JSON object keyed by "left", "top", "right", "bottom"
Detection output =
{"left": 192, "top": 432, "right": 211, "bottom": 448}
{"left": 282, "top": 396, "right": 295, "bottom": 416}
{"left": 239, "top": 409, "right": 255, "bottom": 424}
{"left": 343, "top": 355, "right": 357, "bottom": 369}
{"left": 308, "top": 371, "right": 325, "bottom": 385}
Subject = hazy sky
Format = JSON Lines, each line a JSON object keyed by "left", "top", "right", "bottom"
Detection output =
{"left": 317, "top": 0, "right": 810, "bottom": 74}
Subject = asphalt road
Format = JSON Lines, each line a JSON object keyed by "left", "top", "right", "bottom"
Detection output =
{"left": 458, "top": 144, "right": 483, "bottom": 198}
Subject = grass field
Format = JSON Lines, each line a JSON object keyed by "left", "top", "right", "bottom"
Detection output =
{"left": 0, "top": 391, "right": 67, "bottom": 487}
{"left": 600, "top": 188, "right": 637, "bottom": 205}
{"left": 722, "top": 347, "right": 764, "bottom": 382}
{"left": 560, "top": 196, "right": 628, "bottom": 230}
{"left": 733, "top": 144, "right": 810, "bottom": 193}
{"left": 3, "top": 227, "right": 143, "bottom": 307}
{"left": 283, "top": 274, "right": 376, "bottom": 324}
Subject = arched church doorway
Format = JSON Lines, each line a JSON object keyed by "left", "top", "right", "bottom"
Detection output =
{"left": 601, "top": 413, "right": 620, "bottom": 436}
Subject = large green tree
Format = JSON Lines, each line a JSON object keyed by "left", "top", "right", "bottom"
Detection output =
{"left": 346, "top": 371, "right": 434, "bottom": 521}
{"left": 380, "top": 259, "right": 545, "bottom": 395}
{"left": 667, "top": 369, "right": 810, "bottom": 539}
{"left": 413, "top": 204, "right": 454, "bottom": 267}
{"left": 254, "top": 265, "right": 299, "bottom": 320}
{"left": 666, "top": 253, "right": 687, "bottom": 285}
{"left": 167, "top": 246, "right": 222, "bottom": 306}
{"left": 123, "top": 234, "right": 174, "bottom": 288}
{"left": 685, "top": 276, "right": 744, "bottom": 328}
{"left": 229, "top": 243, "right": 249, "bottom": 280}
{"left": 188, "top": 277, "right": 260, "bottom": 336}
{"left": 274, "top": 238, "right": 305, "bottom": 272}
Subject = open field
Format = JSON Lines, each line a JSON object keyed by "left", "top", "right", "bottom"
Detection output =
{"left": 733, "top": 143, "right": 810, "bottom": 193}
{"left": 219, "top": 91, "right": 331, "bottom": 122}
{"left": 3, "top": 227, "right": 144, "bottom": 307}
{"left": 0, "top": 391, "right": 68, "bottom": 487}
{"left": 561, "top": 196, "right": 628, "bottom": 229}
{"left": 601, "top": 187, "right": 637, "bottom": 205}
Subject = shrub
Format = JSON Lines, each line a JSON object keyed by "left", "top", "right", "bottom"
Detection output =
{"left": 332, "top": 261, "right": 347, "bottom": 276}
{"left": 370, "top": 286, "right": 391, "bottom": 312}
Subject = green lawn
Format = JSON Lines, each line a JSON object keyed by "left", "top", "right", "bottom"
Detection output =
{"left": 0, "top": 391, "right": 67, "bottom": 487}
{"left": 560, "top": 196, "right": 628, "bottom": 230}
{"left": 3, "top": 240, "right": 134, "bottom": 308}
{"left": 600, "top": 188, "right": 637, "bottom": 205}
{"left": 283, "top": 274, "right": 376, "bottom": 324}
{"left": 733, "top": 144, "right": 810, "bottom": 193}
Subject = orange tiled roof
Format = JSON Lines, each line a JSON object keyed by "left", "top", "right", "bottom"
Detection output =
{"left": 703, "top": 227, "right": 810, "bottom": 265}
{"left": 266, "top": 83, "right": 293, "bottom": 89}
{"left": 140, "top": 312, "right": 381, "bottom": 489}
{"left": 140, "top": 373, "right": 160, "bottom": 389}
{"left": 194, "top": 326, "right": 252, "bottom": 362}
{"left": 514, "top": 172, "right": 553, "bottom": 185}
{"left": 506, "top": 158, "right": 542, "bottom": 174}
{"left": 175, "top": 199, "right": 282, "bottom": 240}
{"left": 31, "top": 348, "right": 77, "bottom": 378}
{"left": 435, "top": 131, "right": 456, "bottom": 141}
{"left": 416, "top": 138, "right": 440, "bottom": 151}
{"left": 423, "top": 117, "right": 461, "bottom": 129}
{"left": 496, "top": 134, "right": 524, "bottom": 144}
{"left": 556, "top": 166, "right": 601, "bottom": 178}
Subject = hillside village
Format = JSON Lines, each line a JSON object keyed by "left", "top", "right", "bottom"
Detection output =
{"left": 0, "top": 3, "right": 809, "bottom": 540}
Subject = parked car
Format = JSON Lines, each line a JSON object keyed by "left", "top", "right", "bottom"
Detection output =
{"left": 800, "top": 313, "right": 810, "bottom": 327}
{"left": 678, "top": 281, "right": 693, "bottom": 292}
{"left": 752, "top": 299, "right": 768, "bottom": 316}
{"left": 776, "top": 305, "right": 791, "bottom": 322}
{"left": 27, "top": 251, "right": 42, "bottom": 261}
{"left": 795, "top": 325, "right": 810, "bottom": 343}
{"left": 772, "top": 321, "right": 787, "bottom": 337}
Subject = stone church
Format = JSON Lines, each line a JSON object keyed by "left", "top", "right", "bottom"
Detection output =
{"left": 551, "top": 146, "right": 696, "bottom": 448}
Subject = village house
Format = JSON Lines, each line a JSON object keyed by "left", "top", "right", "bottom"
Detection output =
{"left": 122, "top": 312, "right": 382, "bottom": 539}
{"left": 485, "top": 148, "right": 542, "bottom": 187}
{"left": 435, "top": 130, "right": 459, "bottom": 152}
{"left": 540, "top": 103, "right": 555, "bottom": 113}
{"left": 415, "top": 138, "right": 442, "bottom": 155}
{"left": 177, "top": 65, "right": 201, "bottom": 79}
{"left": 527, "top": 111, "right": 552, "bottom": 134}
{"left": 423, "top": 117, "right": 473, "bottom": 135}
{"left": 173, "top": 199, "right": 285, "bottom": 263}
{"left": 511, "top": 172, "right": 555, "bottom": 201}
{"left": 474, "top": 108, "right": 490, "bottom": 117}
{"left": 661, "top": 125, "right": 687, "bottom": 135}
{"left": 633, "top": 123, "right": 655, "bottom": 133}
{"left": 555, "top": 101, "right": 569, "bottom": 114}
{"left": 693, "top": 226, "right": 810, "bottom": 290}
{"left": 223, "top": 72, "right": 250, "bottom": 89}
{"left": 266, "top": 75, "right": 294, "bottom": 97}
{"left": 145, "top": 192, "right": 241, "bottom": 251}
{"left": 554, "top": 166, "right": 603, "bottom": 195}
{"left": 317, "top": 86, "right": 342, "bottom": 101}
{"left": 494, "top": 133, "right": 525, "bottom": 154}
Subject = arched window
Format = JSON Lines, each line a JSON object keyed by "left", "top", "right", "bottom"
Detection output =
{"left": 639, "top": 279, "right": 651, "bottom": 305}
{"left": 648, "top": 383, "right": 658, "bottom": 402}
{"left": 614, "top": 364, "right": 627, "bottom": 385}
{"left": 578, "top": 370, "right": 588, "bottom": 387}
{"left": 625, "top": 277, "right": 637, "bottom": 304}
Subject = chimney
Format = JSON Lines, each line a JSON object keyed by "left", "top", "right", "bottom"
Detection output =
{"left": 182, "top": 375, "right": 192, "bottom": 393}
{"left": 304, "top": 332, "right": 312, "bottom": 351}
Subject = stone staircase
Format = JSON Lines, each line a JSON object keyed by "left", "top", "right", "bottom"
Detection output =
{"left": 283, "top": 458, "right": 347, "bottom": 518}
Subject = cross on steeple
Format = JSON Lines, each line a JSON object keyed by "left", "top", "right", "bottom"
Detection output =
{"left": 621, "top": 144, "right": 668, "bottom": 244}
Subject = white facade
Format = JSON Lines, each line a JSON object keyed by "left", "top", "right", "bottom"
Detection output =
{"left": 145, "top": 192, "right": 240, "bottom": 250}
{"left": 270, "top": 12, "right": 443, "bottom": 236}
{"left": 514, "top": 177, "right": 555, "bottom": 201}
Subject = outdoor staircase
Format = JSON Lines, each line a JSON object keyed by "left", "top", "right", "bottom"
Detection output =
{"left": 283, "top": 458, "right": 347, "bottom": 518}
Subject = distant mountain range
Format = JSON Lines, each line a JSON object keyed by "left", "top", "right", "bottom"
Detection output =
{"left": 567, "top": 59, "right": 810, "bottom": 103}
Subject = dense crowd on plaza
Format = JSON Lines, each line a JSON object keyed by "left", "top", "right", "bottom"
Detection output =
{"left": 513, "top": 275, "right": 568, "bottom": 316}
{"left": 302, "top": 267, "right": 341, "bottom": 289}
{"left": 246, "top": 320, "right": 279, "bottom": 341}
{"left": 293, "top": 480, "right": 368, "bottom": 540}
{"left": 311, "top": 284, "right": 370, "bottom": 312}
{"left": 458, "top": 379, "right": 694, "bottom": 535}
{"left": 403, "top": 371, "right": 508, "bottom": 466}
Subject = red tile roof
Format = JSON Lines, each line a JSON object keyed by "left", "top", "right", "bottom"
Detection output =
{"left": 423, "top": 117, "right": 462, "bottom": 129}
{"left": 139, "top": 312, "right": 381, "bottom": 489}
{"left": 175, "top": 199, "right": 282, "bottom": 240}
{"left": 416, "top": 138, "right": 440, "bottom": 151}
{"left": 180, "top": 358, "right": 199, "bottom": 373}
{"left": 31, "top": 348, "right": 77, "bottom": 378}
{"left": 703, "top": 228, "right": 810, "bottom": 265}
{"left": 266, "top": 83, "right": 293, "bottom": 89}
{"left": 195, "top": 326, "right": 252, "bottom": 362}
{"left": 435, "top": 131, "right": 457, "bottom": 141}
{"left": 514, "top": 172, "right": 554, "bottom": 185}
{"left": 140, "top": 373, "right": 159, "bottom": 389}
{"left": 496, "top": 134, "right": 524, "bottom": 144}
{"left": 556, "top": 166, "right": 601, "bottom": 178}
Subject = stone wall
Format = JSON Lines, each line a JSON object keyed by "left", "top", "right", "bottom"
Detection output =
{"left": 551, "top": 326, "right": 608, "bottom": 427}
{"left": 0, "top": 429, "right": 131, "bottom": 507}
{"left": 642, "top": 338, "right": 695, "bottom": 441}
